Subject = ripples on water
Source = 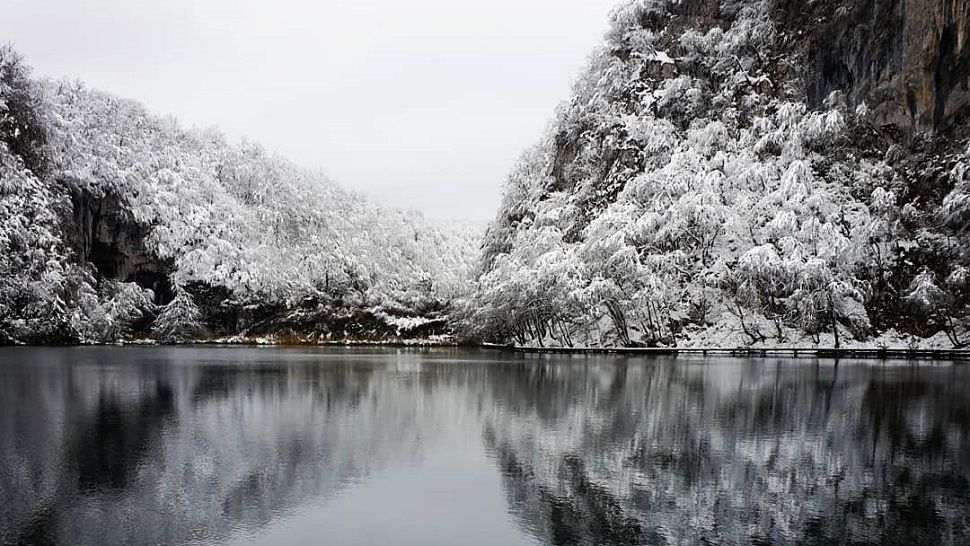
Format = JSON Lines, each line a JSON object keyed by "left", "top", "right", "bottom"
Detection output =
{"left": 0, "top": 347, "right": 967, "bottom": 545}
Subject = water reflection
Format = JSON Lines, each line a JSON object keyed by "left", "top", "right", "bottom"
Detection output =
{"left": 484, "top": 359, "right": 970, "bottom": 545}
{"left": 0, "top": 348, "right": 451, "bottom": 545}
{"left": 0, "top": 348, "right": 967, "bottom": 546}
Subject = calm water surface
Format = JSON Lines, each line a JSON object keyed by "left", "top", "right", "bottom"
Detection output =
{"left": 0, "top": 347, "right": 968, "bottom": 545}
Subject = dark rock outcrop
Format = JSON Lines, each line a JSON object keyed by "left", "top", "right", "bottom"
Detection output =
{"left": 777, "top": 0, "right": 970, "bottom": 133}
{"left": 67, "top": 186, "right": 173, "bottom": 303}
{"left": 633, "top": 0, "right": 970, "bottom": 134}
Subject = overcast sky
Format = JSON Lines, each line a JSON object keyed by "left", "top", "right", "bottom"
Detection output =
{"left": 2, "top": 0, "right": 617, "bottom": 220}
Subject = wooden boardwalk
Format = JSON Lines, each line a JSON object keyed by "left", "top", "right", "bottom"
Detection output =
{"left": 480, "top": 343, "right": 970, "bottom": 361}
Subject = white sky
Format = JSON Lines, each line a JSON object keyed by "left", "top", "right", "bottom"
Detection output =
{"left": 2, "top": 0, "right": 617, "bottom": 221}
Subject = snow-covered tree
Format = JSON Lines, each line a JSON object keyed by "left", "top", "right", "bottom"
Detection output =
{"left": 152, "top": 288, "right": 204, "bottom": 344}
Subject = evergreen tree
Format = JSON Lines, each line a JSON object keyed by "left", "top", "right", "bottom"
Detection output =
{"left": 152, "top": 288, "right": 203, "bottom": 343}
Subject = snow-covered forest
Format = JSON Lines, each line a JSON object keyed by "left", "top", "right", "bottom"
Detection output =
{"left": 4, "top": 0, "right": 970, "bottom": 348}
{"left": 469, "top": 0, "right": 970, "bottom": 348}
{"left": 0, "top": 45, "right": 479, "bottom": 344}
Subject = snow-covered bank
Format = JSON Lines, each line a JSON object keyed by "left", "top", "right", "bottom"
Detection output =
{"left": 208, "top": 334, "right": 461, "bottom": 347}
{"left": 0, "top": 335, "right": 464, "bottom": 348}
{"left": 488, "top": 344, "right": 970, "bottom": 361}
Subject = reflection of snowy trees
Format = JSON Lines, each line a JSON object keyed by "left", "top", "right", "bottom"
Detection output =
{"left": 1, "top": 350, "right": 967, "bottom": 545}
{"left": 483, "top": 359, "right": 970, "bottom": 545}
{"left": 0, "top": 348, "right": 452, "bottom": 545}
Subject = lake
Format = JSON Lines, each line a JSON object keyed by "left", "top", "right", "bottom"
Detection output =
{"left": 0, "top": 347, "right": 968, "bottom": 545}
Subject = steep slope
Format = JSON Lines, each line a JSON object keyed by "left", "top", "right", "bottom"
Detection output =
{"left": 0, "top": 47, "right": 479, "bottom": 344}
{"left": 472, "top": 0, "right": 970, "bottom": 348}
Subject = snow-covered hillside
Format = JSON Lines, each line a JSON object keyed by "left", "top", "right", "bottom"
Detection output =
{"left": 0, "top": 46, "right": 480, "bottom": 344}
{"left": 469, "top": 0, "right": 970, "bottom": 348}
{"left": 5, "top": 0, "right": 970, "bottom": 348}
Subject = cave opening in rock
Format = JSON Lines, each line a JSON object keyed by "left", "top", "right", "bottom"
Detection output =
{"left": 71, "top": 188, "right": 175, "bottom": 306}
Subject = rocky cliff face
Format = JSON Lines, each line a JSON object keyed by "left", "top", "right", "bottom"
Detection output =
{"left": 68, "top": 187, "right": 173, "bottom": 304}
{"left": 639, "top": 0, "right": 970, "bottom": 133}
{"left": 782, "top": 0, "right": 970, "bottom": 133}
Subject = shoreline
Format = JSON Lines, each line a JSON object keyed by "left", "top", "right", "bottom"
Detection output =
{"left": 481, "top": 343, "right": 970, "bottom": 360}
{"left": 0, "top": 338, "right": 469, "bottom": 349}
{"left": 3, "top": 341, "right": 970, "bottom": 360}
